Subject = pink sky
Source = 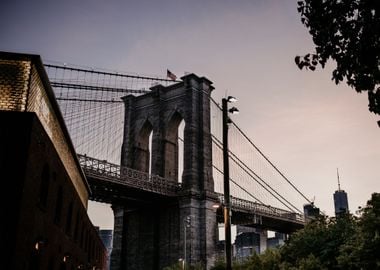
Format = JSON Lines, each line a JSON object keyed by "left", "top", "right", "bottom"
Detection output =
{"left": 2, "top": 0, "right": 379, "bottom": 227}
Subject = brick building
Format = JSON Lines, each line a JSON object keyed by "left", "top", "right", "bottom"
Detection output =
{"left": 0, "top": 51, "right": 107, "bottom": 269}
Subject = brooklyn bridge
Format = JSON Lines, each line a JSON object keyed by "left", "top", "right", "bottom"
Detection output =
{"left": 1, "top": 52, "right": 315, "bottom": 270}
{"left": 44, "top": 62, "right": 312, "bottom": 269}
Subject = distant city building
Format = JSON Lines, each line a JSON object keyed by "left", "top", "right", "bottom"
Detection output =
{"left": 0, "top": 52, "right": 107, "bottom": 270}
{"left": 334, "top": 169, "right": 349, "bottom": 216}
{"left": 99, "top": 230, "right": 113, "bottom": 270}
{"left": 267, "top": 232, "right": 286, "bottom": 249}
{"left": 334, "top": 190, "right": 349, "bottom": 216}
{"left": 234, "top": 226, "right": 272, "bottom": 260}
{"left": 303, "top": 203, "right": 320, "bottom": 220}
{"left": 234, "top": 226, "right": 288, "bottom": 260}
{"left": 234, "top": 230, "right": 260, "bottom": 260}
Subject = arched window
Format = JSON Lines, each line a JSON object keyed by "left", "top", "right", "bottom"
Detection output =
{"left": 134, "top": 120, "right": 153, "bottom": 173}
{"left": 165, "top": 112, "right": 185, "bottom": 182}
{"left": 148, "top": 130, "right": 153, "bottom": 175}
{"left": 177, "top": 120, "right": 185, "bottom": 183}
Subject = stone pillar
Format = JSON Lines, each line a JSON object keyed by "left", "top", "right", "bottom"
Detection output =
{"left": 116, "top": 74, "right": 218, "bottom": 269}
{"left": 120, "top": 95, "right": 135, "bottom": 168}
{"left": 259, "top": 230, "right": 268, "bottom": 254}
{"left": 123, "top": 207, "right": 156, "bottom": 269}
{"left": 110, "top": 205, "right": 126, "bottom": 270}
{"left": 179, "top": 197, "right": 218, "bottom": 269}
{"left": 177, "top": 75, "right": 218, "bottom": 268}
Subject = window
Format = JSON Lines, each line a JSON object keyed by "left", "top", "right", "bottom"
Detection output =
{"left": 66, "top": 201, "right": 73, "bottom": 235}
{"left": 74, "top": 211, "right": 80, "bottom": 241}
{"left": 38, "top": 164, "right": 50, "bottom": 207}
{"left": 54, "top": 186, "right": 63, "bottom": 225}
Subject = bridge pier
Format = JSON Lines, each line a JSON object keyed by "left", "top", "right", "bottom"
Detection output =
{"left": 110, "top": 196, "right": 217, "bottom": 270}
{"left": 110, "top": 73, "right": 217, "bottom": 269}
{"left": 110, "top": 205, "right": 126, "bottom": 270}
{"left": 179, "top": 195, "right": 218, "bottom": 268}
{"left": 121, "top": 205, "right": 170, "bottom": 269}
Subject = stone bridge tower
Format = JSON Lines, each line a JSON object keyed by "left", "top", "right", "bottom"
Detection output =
{"left": 111, "top": 74, "right": 218, "bottom": 269}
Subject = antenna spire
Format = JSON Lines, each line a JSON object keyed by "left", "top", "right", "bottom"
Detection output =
{"left": 336, "top": 168, "right": 341, "bottom": 191}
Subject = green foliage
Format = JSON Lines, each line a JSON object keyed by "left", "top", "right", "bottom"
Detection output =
{"left": 238, "top": 253, "right": 263, "bottom": 270}
{"left": 295, "top": 0, "right": 380, "bottom": 124}
{"left": 281, "top": 214, "right": 358, "bottom": 269}
{"left": 210, "top": 257, "right": 226, "bottom": 270}
{"left": 212, "top": 193, "right": 379, "bottom": 270}
{"left": 339, "top": 193, "right": 380, "bottom": 269}
{"left": 163, "top": 261, "right": 205, "bottom": 270}
{"left": 189, "top": 262, "right": 207, "bottom": 270}
{"left": 182, "top": 195, "right": 379, "bottom": 270}
{"left": 211, "top": 249, "right": 283, "bottom": 270}
{"left": 162, "top": 261, "right": 184, "bottom": 270}
{"left": 295, "top": 254, "right": 326, "bottom": 270}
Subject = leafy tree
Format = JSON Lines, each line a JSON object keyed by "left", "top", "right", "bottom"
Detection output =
{"left": 295, "top": 254, "right": 326, "bottom": 270}
{"left": 338, "top": 193, "right": 380, "bottom": 269}
{"left": 211, "top": 257, "right": 227, "bottom": 270}
{"left": 295, "top": 0, "right": 380, "bottom": 125}
{"left": 238, "top": 249, "right": 282, "bottom": 270}
{"left": 211, "top": 193, "right": 379, "bottom": 269}
{"left": 280, "top": 214, "right": 357, "bottom": 269}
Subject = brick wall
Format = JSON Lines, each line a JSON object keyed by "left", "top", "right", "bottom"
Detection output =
{"left": 0, "top": 53, "right": 89, "bottom": 207}
{"left": 0, "top": 59, "right": 31, "bottom": 111}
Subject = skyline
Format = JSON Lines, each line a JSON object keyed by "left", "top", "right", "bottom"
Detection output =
{"left": 1, "top": 0, "right": 379, "bottom": 228}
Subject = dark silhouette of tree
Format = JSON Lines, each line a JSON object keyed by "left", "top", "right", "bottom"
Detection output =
{"left": 209, "top": 193, "right": 380, "bottom": 270}
{"left": 338, "top": 193, "right": 380, "bottom": 269}
{"left": 281, "top": 214, "right": 358, "bottom": 269}
{"left": 295, "top": 0, "right": 380, "bottom": 126}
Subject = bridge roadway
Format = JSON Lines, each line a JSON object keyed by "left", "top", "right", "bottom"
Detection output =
{"left": 78, "top": 154, "right": 305, "bottom": 233}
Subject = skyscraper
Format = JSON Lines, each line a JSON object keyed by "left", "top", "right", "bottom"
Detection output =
{"left": 334, "top": 169, "right": 349, "bottom": 216}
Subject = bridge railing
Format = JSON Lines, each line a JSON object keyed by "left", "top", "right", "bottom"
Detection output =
{"left": 77, "top": 154, "right": 304, "bottom": 224}
{"left": 216, "top": 193, "right": 305, "bottom": 224}
{"left": 78, "top": 154, "right": 181, "bottom": 196}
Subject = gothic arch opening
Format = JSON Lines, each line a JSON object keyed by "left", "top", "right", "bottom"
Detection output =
{"left": 178, "top": 120, "right": 185, "bottom": 183}
{"left": 134, "top": 120, "right": 153, "bottom": 173}
{"left": 164, "top": 111, "right": 185, "bottom": 182}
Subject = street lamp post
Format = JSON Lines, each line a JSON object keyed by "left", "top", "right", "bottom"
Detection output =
{"left": 222, "top": 96, "right": 238, "bottom": 270}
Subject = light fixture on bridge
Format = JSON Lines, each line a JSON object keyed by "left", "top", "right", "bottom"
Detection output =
{"left": 228, "top": 107, "right": 239, "bottom": 114}
{"left": 226, "top": 96, "right": 237, "bottom": 103}
{"left": 212, "top": 203, "right": 221, "bottom": 209}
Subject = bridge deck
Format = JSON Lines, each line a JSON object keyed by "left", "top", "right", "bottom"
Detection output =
{"left": 78, "top": 154, "right": 305, "bottom": 231}
{"left": 78, "top": 154, "right": 180, "bottom": 197}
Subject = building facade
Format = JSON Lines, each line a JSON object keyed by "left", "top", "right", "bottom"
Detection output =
{"left": 334, "top": 190, "right": 349, "bottom": 216}
{"left": 0, "top": 51, "right": 107, "bottom": 269}
{"left": 99, "top": 230, "right": 113, "bottom": 270}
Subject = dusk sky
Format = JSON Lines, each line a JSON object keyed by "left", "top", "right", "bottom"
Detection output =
{"left": 2, "top": 0, "right": 379, "bottom": 229}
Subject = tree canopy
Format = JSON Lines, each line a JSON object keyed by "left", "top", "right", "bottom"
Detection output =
{"left": 295, "top": 0, "right": 380, "bottom": 126}
{"left": 281, "top": 193, "right": 380, "bottom": 269}
{"left": 211, "top": 193, "right": 380, "bottom": 270}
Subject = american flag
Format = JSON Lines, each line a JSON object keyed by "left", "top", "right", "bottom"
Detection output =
{"left": 167, "top": 69, "right": 177, "bottom": 81}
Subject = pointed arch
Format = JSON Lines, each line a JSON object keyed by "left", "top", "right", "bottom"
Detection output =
{"left": 133, "top": 119, "right": 153, "bottom": 173}
{"left": 163, "top": 111, "right": 185, "bottom": 181}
